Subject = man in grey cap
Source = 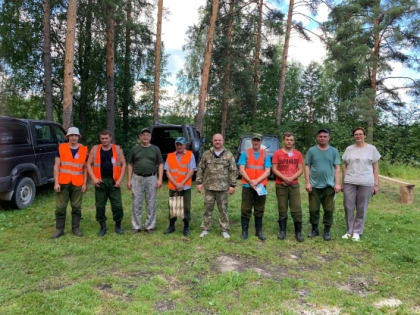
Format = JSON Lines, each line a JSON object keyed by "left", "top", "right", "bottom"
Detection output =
{"left": 52, "top": 127, "right": 88, "bottom": 239}
{"left": 238, "top": 133, "right": 271, "bottom": 240}
{"left": 127, "top": 128, "right": 164, "bottom": 233}
{"left": 164, "top": 137, "right": 196, "bottom": 236}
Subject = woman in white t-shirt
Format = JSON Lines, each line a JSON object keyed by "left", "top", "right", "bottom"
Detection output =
{"left": 341, "top": 127, "right": 381, "bottom": 241}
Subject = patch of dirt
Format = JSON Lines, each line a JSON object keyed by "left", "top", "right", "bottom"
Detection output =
{"left": 290, "top": 302, "right": 341, "bottom": 315}
{"left": 216, "top": 255, "right": 241, "bottom": 273}
{"left": 337, "top": 275, "right": 378, "bottom": 297}
{"left": 155, "top": 299, "right": 175, "bottom": 312}
{"left": 373, "top": 298, "right": 402, "bottom": 308}
{"left": 96, "top": 283, "right": 133, "bottom": 302}
{"left": 412, "top": 305, "right": 420, "bottom": 314}
{"left": 40, "top": 283, "right": 73, "bottom": 292}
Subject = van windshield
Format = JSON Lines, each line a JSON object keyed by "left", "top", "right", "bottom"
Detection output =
{"left": 242, "top": 138, "right": 278, "bottom": 154}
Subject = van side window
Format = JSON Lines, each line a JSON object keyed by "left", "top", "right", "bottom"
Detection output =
{"left": 0, "top": 122, "right": 29, "bottom": 144}
{"left": 34, "top": 124, "right": 54, "bottom": 144}
{"left": 53, "top": 126, "right": 67, "bottom": 143}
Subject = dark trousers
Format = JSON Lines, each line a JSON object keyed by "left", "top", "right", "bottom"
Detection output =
{"left": 308, "top": 186, "right": 335, "bottom": 226}
{"left": 169, "top": 189, "right": 191, "bottom": 221}
{"left": 95, "top": 177, "right": 123, "bottom": 223}
{"left": 276, "top": 183, "right": 302, "bottom": 223}
{"left": 241, "top": 186, "right": 266, "bottom": 219}
{"left": 55, "top": 184, "right": 83, "bottom": 220}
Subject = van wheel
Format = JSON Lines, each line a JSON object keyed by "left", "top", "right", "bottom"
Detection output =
{"left": 12, "top": 177, "right": 36, "bottom": 209}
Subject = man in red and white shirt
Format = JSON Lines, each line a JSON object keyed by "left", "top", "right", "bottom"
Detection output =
{"left": 272, "top": 132, "right": 304, "bottom": 242}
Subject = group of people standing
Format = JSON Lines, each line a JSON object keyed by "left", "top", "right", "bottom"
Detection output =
{"left": 52, "top": 126, "right": 380, "bottom": 243}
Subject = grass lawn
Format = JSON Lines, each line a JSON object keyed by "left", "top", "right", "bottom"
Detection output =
{"left": 1, "top": 177, "right": 419, "bottom": 314}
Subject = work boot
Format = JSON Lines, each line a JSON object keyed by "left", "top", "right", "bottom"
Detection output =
{"left": 71, "top": 215, "right": 83, "bottom": 237}
{"left": 294, "top": 221, "right": 304, "bottom": 242}
{"left": 51, "top": 218, "right": 65, "bottom": 239}
{"left": 277, "top": 219, "right": 287, "bottom": 240}
{"left": 98, "top": 221, "right": 107, "bottom": 236}
{"left": 240, "top": 216, "right": 249, "bottom": 240}
{"left": 164, "top": 217, "right": 177, "bottom": 234}
{"left": 115, "top": 221, "right": 123, "bottom": 235}
{"left": 255, "top": 216, "right": 266, "bottom": 241}
{"left": 308, "top": 224, "right": 319, "bottom": 238}
{"left": 323, "top": 225, "right": 331, "bottom": 241}
{"left": 183, "top": 219, "right": 190, "bottom": 236}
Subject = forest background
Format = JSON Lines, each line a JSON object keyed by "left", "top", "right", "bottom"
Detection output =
{"left": 0, "top": 0, "right": 419, "bottom": 163}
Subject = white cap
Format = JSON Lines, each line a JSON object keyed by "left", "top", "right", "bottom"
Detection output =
{"left": 66, "top": 127, "right": 81, "bottom": 138}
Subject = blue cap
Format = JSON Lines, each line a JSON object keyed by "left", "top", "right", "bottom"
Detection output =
{"left": 317, "top": 129, "right": 330, "bottom": 135}
{"left": 175, "top": 137, "right": 186, "bottom": 144}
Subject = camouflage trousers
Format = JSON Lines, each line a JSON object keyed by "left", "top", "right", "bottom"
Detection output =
{"left": 200, "top": 189, "right": 229, "bottom": 232}
{"left": 131, "top": 174, "right": 157, "bottom": 230}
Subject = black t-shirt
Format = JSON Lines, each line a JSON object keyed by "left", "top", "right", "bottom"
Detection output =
{"left": 100, "top": 148, "right": 114, "bottom": 178}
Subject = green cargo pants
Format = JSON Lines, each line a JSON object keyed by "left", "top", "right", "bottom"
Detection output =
{"left": 276, "top": 183, "right": 302, "bottom": 223}
{"left": 241, "top": 186, "right": 266, "bottom": 219}
{"left": 308, "top": 186, "right": 335, "bottom": 226}
{"left": 55, "top": 184, "right": 83, "bottom": 220}
{"left": 168, "top": 189, "right": 191, "bottom": 221}
{"left": 95, "top": 177, "right": 124, "bottom": 223}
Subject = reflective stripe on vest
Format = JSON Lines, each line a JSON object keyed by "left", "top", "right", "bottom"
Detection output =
{"left": 91, "top": 144, "right": 122, "bottom": 181}
{"left": 167, "top": 150, "right": 193, "bottom": 190}
{"left": 241, "top": 148, "right": 268, "bottom": 186}
{"left": 58, "top": 143, "right": 87, "bottom": 186}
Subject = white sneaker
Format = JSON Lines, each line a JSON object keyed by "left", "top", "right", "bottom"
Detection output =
{"left": 200, "top": 230, "right": 209, "bottom": 238}
{"left": 342, "top": 233, "right": 352, "bottom": 239}
{"left": 221, "top": 231, "right": 230, "bottom": 239}
{"left": 352, "top": 233, "right": 360, "bottom": 241}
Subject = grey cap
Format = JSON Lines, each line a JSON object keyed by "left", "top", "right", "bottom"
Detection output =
{"left": 66, "top": 127, "right": 81, "bottom": 138}
{"left": 140, "top": 127, "right": 151, "bottom": 134}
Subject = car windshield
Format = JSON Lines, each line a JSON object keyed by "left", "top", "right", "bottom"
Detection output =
{"left": 242, "top": 138, "right": 277, "bottom": 153}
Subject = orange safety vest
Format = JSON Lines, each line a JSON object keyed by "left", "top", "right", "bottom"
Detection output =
{"left": 58, "top": 143, "right": 88, "bottom": 186}
{"left": 91, "top": 144, "right": 122, "bottom": 181}
{"left": 241, "top": 148, "right": 268, "bottom": 186}
{"left": 167, "top": 150, "right": 193, "bottom": 190}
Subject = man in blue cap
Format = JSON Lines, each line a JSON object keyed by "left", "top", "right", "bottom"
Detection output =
{"left": 164, "top": 137, "right": 196, "bottom": 236}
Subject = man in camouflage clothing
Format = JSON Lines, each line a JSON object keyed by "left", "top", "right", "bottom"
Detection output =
{"left": 196, "top": 133, "right": 237, "bottom": 239}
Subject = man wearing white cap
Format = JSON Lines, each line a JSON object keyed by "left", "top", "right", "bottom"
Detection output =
{"left": 52, "top": 127, "right": 88, "bottom": 239}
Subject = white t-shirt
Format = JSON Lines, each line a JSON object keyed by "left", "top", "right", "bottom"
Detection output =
{"left": 342, "top": 144, "right": 381, "bottom": 186}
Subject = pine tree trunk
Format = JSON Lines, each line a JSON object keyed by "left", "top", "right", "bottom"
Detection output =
{"left": 43, "top": 0, "right": 53, "bottom": 121}
{"left": 368, "top": 2, "right": 382, "bottom": 143}
{"left": 122, "top": 0, "right": 132, "bottom": 144}
{"left": 153, "top": 0, "right": 163, "bottom": 124}
{"left": 195, "top": 0, "right": 220, "bottom": 134}
{"left": 106, "top": 4, "right": 116, "bottom": 139}
{"left": 275, "top": 0, "right": 294, "bottom": 127}
{"left": 62, "top": 0, "right": 78, "bottom": 130}
{"left": 78, "top": 0, "right": 93, "bottom": 135}
{"left": 220, "top": 0, "right": 235, "bottom": 138}
{"left": 252, "top": 0, "right": 263, "bottom": 116}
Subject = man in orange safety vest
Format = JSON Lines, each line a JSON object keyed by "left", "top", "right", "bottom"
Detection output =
{"left": 163, "top": 137, "right": 196, "bottom": 236}
{"left": 52, "top": 127, "right": 88, "bottom": 239}
{"left": 87, "top": 130, "right": 127, "bottom": 236}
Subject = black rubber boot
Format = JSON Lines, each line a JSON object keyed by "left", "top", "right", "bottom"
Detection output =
{"left": 323, "top": 225, "right": 331, "bottom": 241}
{"left": 164, "top": 218, "right": 176, "bottom": 234}
{"left": 52, "top": 218, "right": 65, "bottom": 239}
{"left": 308, "top": 224, "right": 320, "bottom": 238}
{"left": 183, "top": 219, "right": 190, "bottom": 236}
{"left": 277, "top": 219, "right": 287, "bottom": 240}
{"left": 294, "top": 221, "right": 304, "bottom": 242}
{"left": 72, "top": 215, "right": 83, "bottom": 237}
{"left": 115, "top": 221, "right": 123, "bottom": 235}
{"left": 255, "top": 216, "right": 266, "bottom": 241}
{"left": 240, "top": 216, "right": 249, "bottom": 240}
{"left": 98, "top": 221, "right": 107, "bottom": 237}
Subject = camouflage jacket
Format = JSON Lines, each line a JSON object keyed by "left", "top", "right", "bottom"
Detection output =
{"left": 196, "top": 148, "right": 237, "bottom": 191}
